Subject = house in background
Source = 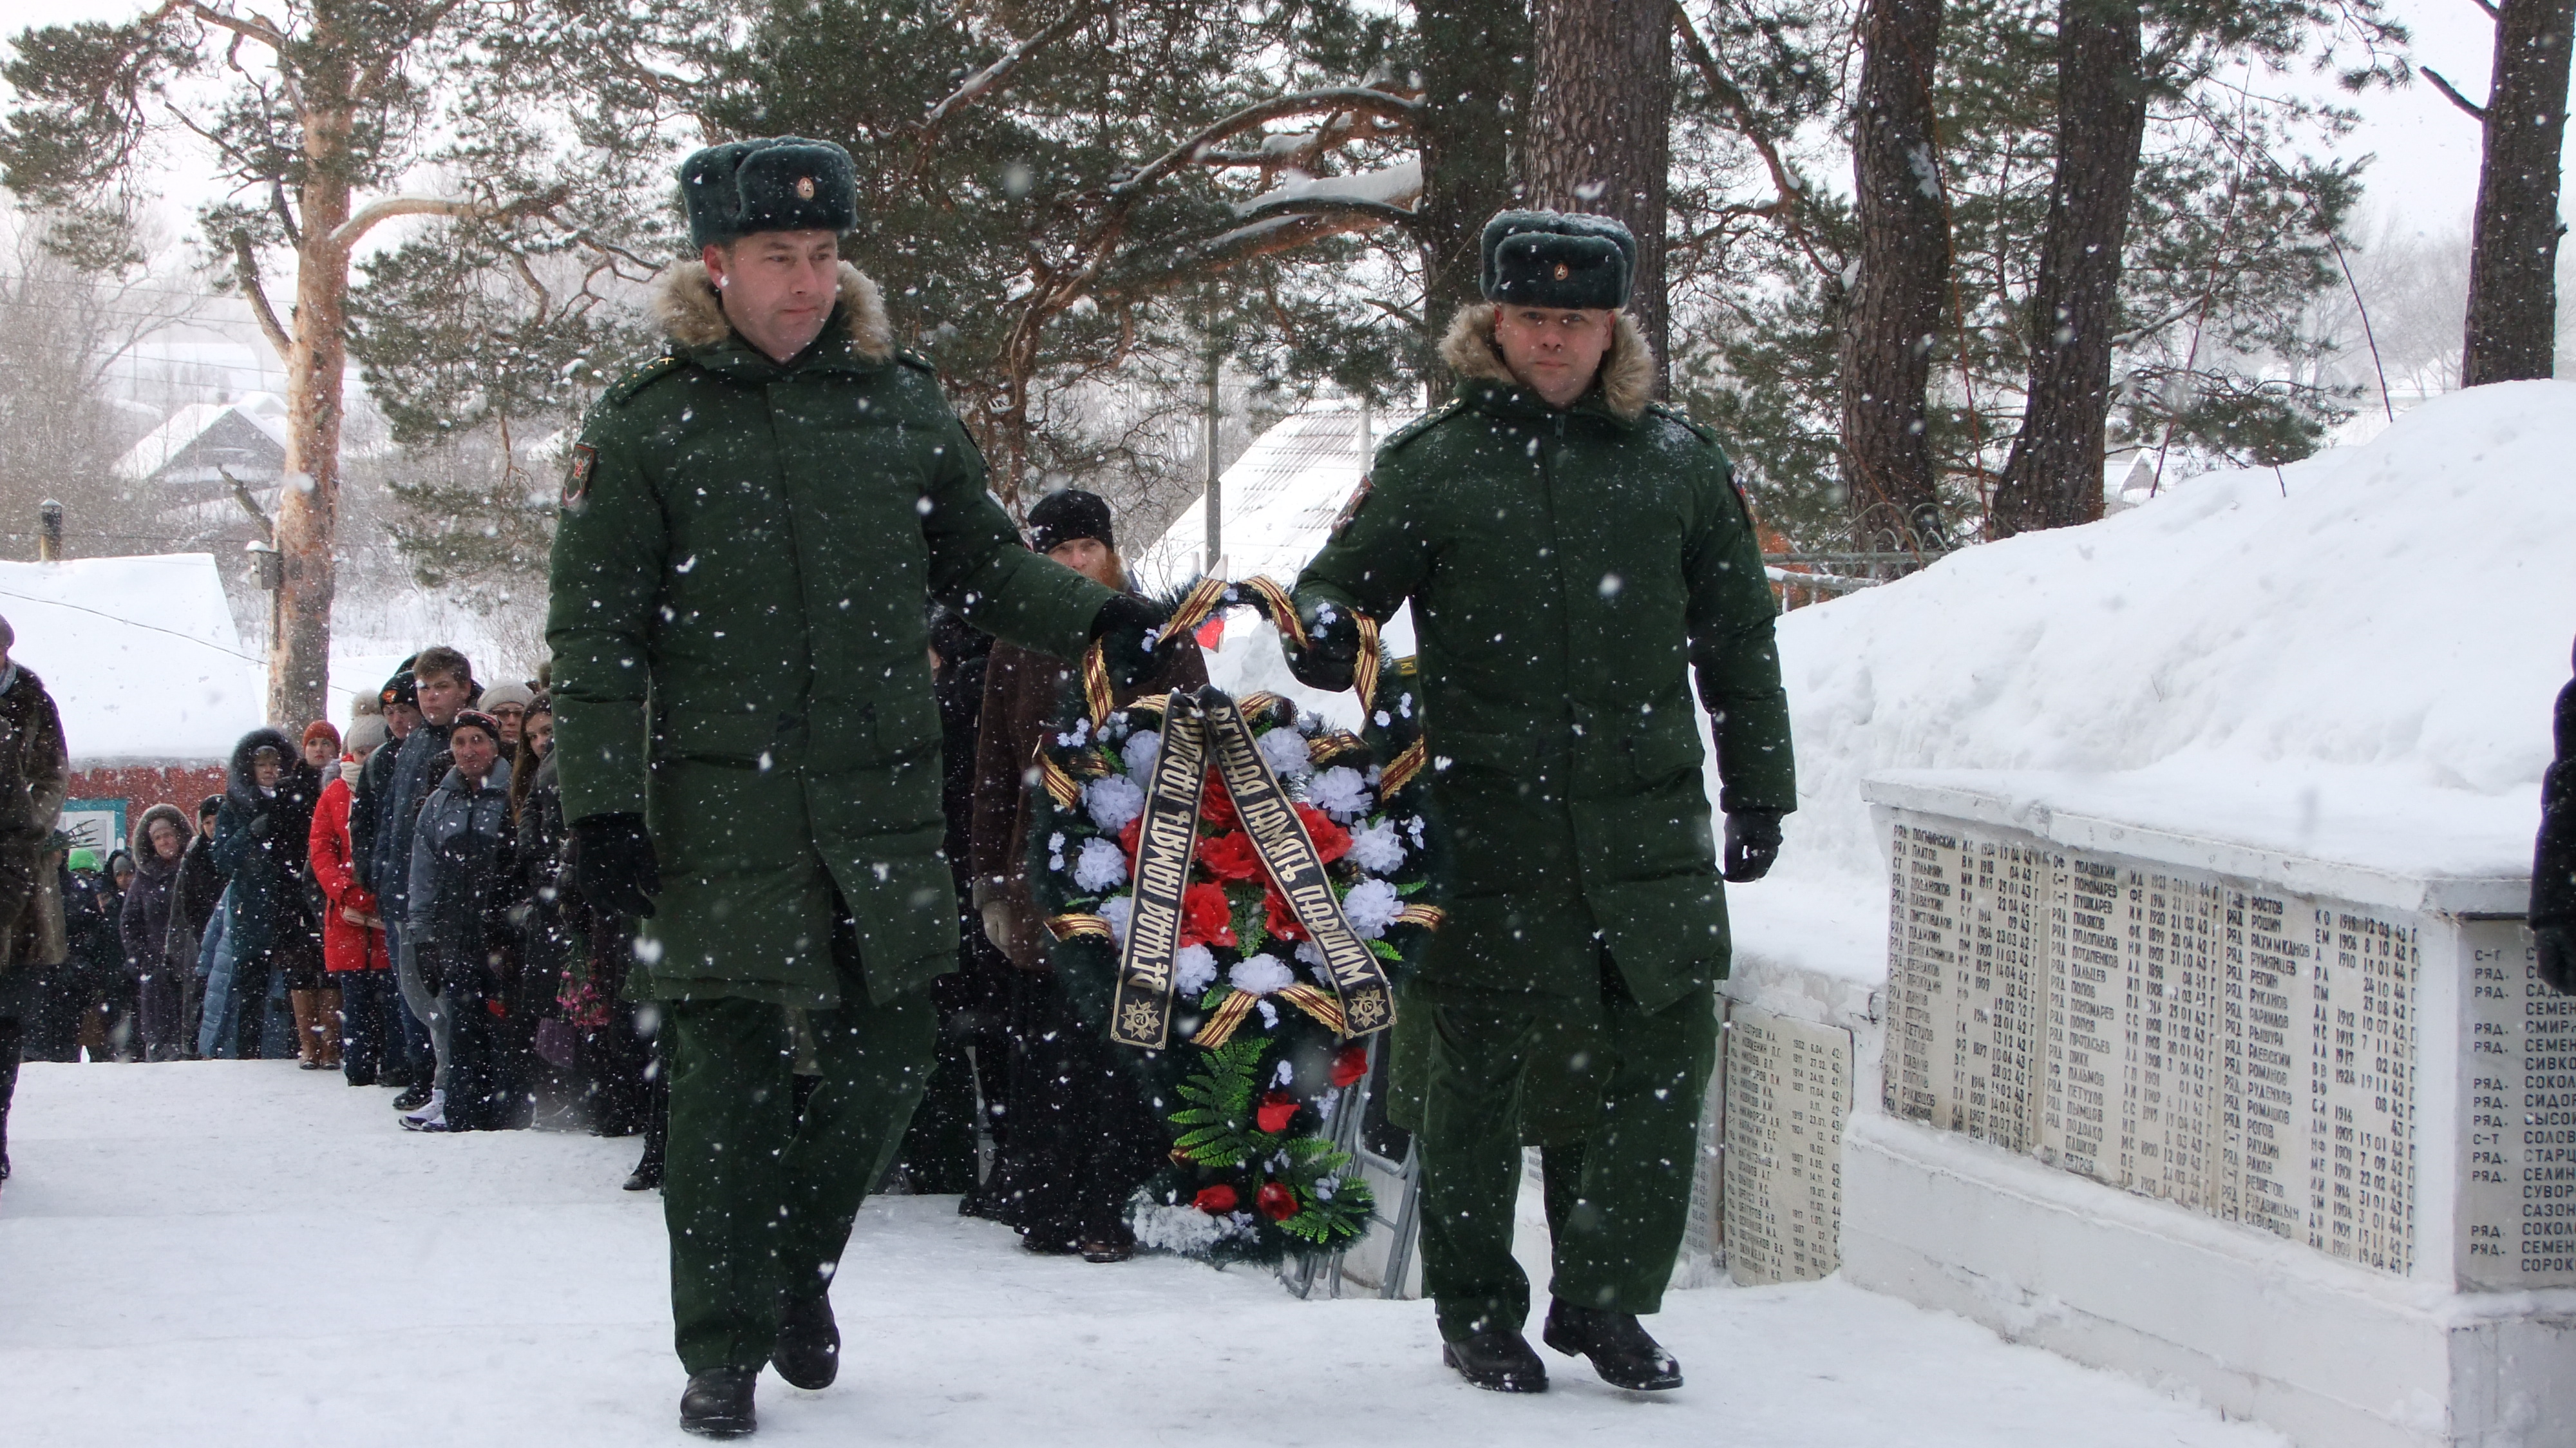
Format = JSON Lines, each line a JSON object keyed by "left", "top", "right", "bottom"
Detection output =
{"left": 111, "top": 392, "right": 290, "bottom": 644}
{"left": 0, "top": 553, "right": 267, "bottom": 854}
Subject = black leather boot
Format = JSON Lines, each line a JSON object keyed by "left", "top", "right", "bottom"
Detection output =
{"left": 771, "top": 1293, "right": 840, "bottom": 1390}
{"left": 679, "top": 1367, "right": 758, "bottom": 1437}
{"left": 1441, "top": 1328, "right": 1549, "bottom": 1393}
{"left": 1542, "top": 1300, "right": 1683, "bottom": 1391}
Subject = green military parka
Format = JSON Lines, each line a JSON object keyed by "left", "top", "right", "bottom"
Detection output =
{"left": 1293, "top": 305, "right": 1794, "bottom": 1011}
{"left": 548, "top": 262, "right": 1115, "bottom": 1008}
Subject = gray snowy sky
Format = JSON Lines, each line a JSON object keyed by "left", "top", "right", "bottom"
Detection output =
{"left": 0, "top": 0, "right": 2548, "bottom": 250}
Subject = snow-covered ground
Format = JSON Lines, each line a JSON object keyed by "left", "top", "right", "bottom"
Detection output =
{"left": 0, "top": 1061, "right": 2286, "bottom": 1445}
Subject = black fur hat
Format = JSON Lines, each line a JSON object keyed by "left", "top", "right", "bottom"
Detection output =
{"left": 1027, "top": 489, "right": 1115, "bottom": 555}
{"left": 1479, "top": 210, "right": 1636, "bottom": 310}
{"left": 682, "top": 138, "right": 860, "bottom": 250}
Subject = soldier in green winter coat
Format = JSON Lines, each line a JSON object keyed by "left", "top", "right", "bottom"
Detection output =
{"left": 547, "top": 138, "right": 1160, "bottom": 1438}
{"left": 1287, "top": 212, "right": 1795, "bottom": 1395}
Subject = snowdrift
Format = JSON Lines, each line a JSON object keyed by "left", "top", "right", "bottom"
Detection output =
{"left": 1741, "top": 379, "right": 2576, "bottom": 982}
{"left": 0, "top": 553, "right": 265, "bottom": 765}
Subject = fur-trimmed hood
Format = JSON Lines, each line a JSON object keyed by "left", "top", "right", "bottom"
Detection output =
{"left": 651, "top": 259, "right": 893, "bottom": 363}
{"left": 1437, "top": 302, "right": 1656, "bottom": 421}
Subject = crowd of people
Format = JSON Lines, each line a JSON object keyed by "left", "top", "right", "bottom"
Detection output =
{"left": 0, "top": 492, "right": 1193, "bottom": 1250}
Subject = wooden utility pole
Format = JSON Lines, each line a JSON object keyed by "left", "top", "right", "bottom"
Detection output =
{"left": 1522, "top": 0, "right": 1676, "bottom": 394}
{"left": 1839, "top": 0, "right": 1952, "bottom": 552}
{"left": 1204, "top": 305, "right": 1224, "bottom": 576}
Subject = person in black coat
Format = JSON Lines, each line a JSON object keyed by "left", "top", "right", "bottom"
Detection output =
{"left": 2536, "top": 636, "right": 2575, "bottom": 995}
{"left": 170, "top": 795, "right": 224, "bottom": 1057}
{"left": 205, "top": 727, "right": 325, "bottom": 1060}
{"left": 122, "top": 805, "right": 193, "bottom": 1060}
{"left": 886, "top": 605, "right": 1012, "bottom": 1201}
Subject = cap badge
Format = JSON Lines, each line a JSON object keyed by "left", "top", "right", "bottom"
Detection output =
{"left": 795, "top": 176, "right": 817, "bottom": 199}
{"left": 1553, "top": 262, "right": 1571, "bottom": 281}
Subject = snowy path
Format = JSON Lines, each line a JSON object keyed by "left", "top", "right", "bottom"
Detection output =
{"left": 0, "top": 1062, "right": 2284, "bottom": 1445}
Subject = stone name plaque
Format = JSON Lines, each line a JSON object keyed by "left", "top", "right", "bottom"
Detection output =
{"left": 1884, "top": 812, "right": 2421, "bottom": 1277}
{"left": 2456, "top": 921, "right": 2576, "bottom": 1290}
{"left": 1725, "top": 1002, "right": 1850, "bottom": 1286}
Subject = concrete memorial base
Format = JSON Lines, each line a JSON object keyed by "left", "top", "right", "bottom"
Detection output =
{"left": 1844, "top": 770, "right": 2576, "bottom": 1448}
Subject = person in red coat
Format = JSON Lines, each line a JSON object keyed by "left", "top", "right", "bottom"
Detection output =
{"left": 312, "top": 715, "right": 395, "bottom": 1086}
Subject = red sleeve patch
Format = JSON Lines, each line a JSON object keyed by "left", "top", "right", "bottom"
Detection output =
{"left": 563, "top": 443, "right": 597, "bottom": 507}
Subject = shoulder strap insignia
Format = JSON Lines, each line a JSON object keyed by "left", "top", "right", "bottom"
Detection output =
{"left": 1645, "top": 401, "right": 1719, "bottom": 447}
{"left": 603, "top": 353, "right": 687, "bottom": 408}
{"left": 1377, "top": 397, "right": 1470, "bottom": 458}
{"left": 894, "top": 349, "right": 940, "bottom": 376}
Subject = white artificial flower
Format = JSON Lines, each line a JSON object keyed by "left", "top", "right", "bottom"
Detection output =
{"left": 1307, "top": 765, "right": 1372, "bottom": 822}
{"left": 1085, "top": 774, "right": 1144, "bottom": 833}
{"left": 1347, "top": 818, "right": 1405, "bottom": 875}
{"left": 1100, "top": 893, "right": 1133, "bottom": 946}
{"left": 1122, "top": 729, "right": 1162, "bottom": 781}
{"left": 1228, "top": 953, "right": 1296, "bottom": 996}
{"left": 1257, "top": 725, "right": 1312, "bottom": 778}
{"left": 1072, "top": 836, "right": 1129, "bottom": 893}
{"left": 1340, "top": 878, "right": 1403, "bottom": 938}
{"left": 1173, "top": 944, "right": 1218, "bottom": 996}
{"left": 1054, "top": 717, "right": 1091, "bottom": 749}
{"left": 1294, "top": 940, "right": 1326, "bottom": 969}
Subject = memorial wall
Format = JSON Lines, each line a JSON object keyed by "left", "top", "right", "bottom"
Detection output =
{"left": 1880, "top": 806, "right": 2568, "bottom": 1292}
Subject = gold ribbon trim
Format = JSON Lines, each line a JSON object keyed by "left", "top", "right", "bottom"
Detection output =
{"left": 1191, "top": 980, "right": 1352, "bottom": 1049}
{"left": 1392, "top": 904, "right": 1445, "bottom": 931}
{"left": 1046, "top": 913, "right": 1113, "bottom": 941}
{"left": 1081, "top": 642, "right": 1115, "bottom": 727}
{"left": 1378, "top": 738, "right": 1428, "bottom": 796}
{"left": 1039, "top": 752, "right": 1084, "bottom": 809}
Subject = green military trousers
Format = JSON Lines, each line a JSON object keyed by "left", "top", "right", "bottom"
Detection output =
{"left": 1414, "top": 956, "right": 1718, "bottom": 1343}
{"left": 663, "top": 914, "right": 936, "bottom": 1375}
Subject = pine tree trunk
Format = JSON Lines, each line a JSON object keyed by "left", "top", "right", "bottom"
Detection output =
{"left": 267, "top": 129, "right": 354, "bottom": 727}
{"left": 2461, "top": 0, "right": 2576, "bottom": 387}
{"left": 1415, "top": 0, "right": 1530, "bottom": 401}
{"left": 1989, "top": 0, "right": 2146, "bottom": 537}
{"left": 1839, "top": 0, "right": 1951, "bottom": 552}
{"left": 1521, "top": 0, "right": 1674, "bottom": 395}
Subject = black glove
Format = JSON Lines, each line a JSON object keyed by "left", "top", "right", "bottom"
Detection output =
{"left": 573, "top": 812, "right": 661, "bottom": 920}
{"left": 247, "top": 812, "right": 274, "bottom": 841}
{"left": 1283, "top": 595, "right": 1364, "bottom": 692}
{"left": 2541, "top": 925, "right": 2576, "bottom": 997}
{"left": 1092, "top": 593, "right": 1170, "bottom": 692}
{"left": 1722, "top": 810, "right": 1784, "bottom": 883}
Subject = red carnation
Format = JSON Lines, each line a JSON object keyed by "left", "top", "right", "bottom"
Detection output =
{"left": 1255, "top": 1182, "right": 1300, "bottom": 1222}
{"left": 1193, "top": 1184, "right": 1239, "bottom": 1214}
{"left": 1294, "top": 805, "right": 1351, "bottom": 864}
{"left": 1264, "top": 887, "right": 1309, "bottom": 942}
{"left": 1196, "top": 831, "right": 1265, "bottom": 884}
{"left": 1200, "top": 771, "right": 1240, "bottom": 831}
{"left": 1256, "top": 1091, "right": 1299, "bottom": 1134}
{"left": 1117, "top": 814, "right": 1143, "bottom": 864}
{"left": 1331, "top": 1045, "right": 1370, "bottom": 1089}
{"left": 1177, "top": 882, "right": 1236, "bottom": 949}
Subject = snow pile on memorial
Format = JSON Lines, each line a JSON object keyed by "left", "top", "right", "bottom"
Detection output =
{"left": 0, "top": 553, "right": 265, "bottom": 763}
{"left": 1740, "top": 379, "right": 2576, "bottom": 981}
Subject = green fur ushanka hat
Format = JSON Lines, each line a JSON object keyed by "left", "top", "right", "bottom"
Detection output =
{"left": 681, "top": 137, "right": 860, "bottom": 249}
{"left": 1479, "top": 209, "right": 1637, "bottom": 310}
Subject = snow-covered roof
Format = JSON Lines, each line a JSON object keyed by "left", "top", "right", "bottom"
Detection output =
{"left": 0, "top": 554, "right": 266, "bottom": 765}
{"left": 113, "top": 393, "right": 290, "bottom": 488}
{"left": 1133, "top": 399, "right": 1421, "bottom": 593}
